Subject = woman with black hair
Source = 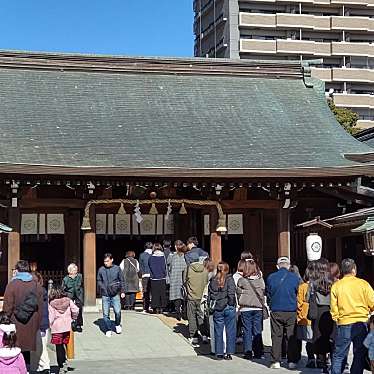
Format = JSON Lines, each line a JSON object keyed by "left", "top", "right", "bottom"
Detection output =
{"left": 308, "top": 258, "right": 334, "bottom": 373}
{"left": 0, "top": 312, "right": 27, "bottom": 373}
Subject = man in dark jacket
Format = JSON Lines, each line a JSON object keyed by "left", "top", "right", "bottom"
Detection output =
{"left": 184, "top": 237, "right": 208, "bottom": 266}
{"left": 97, "top": 253, "right": 125, "bottom": 337}
{"left": 266, "top": 256, "right": 299, "bottom": 369}
{"left": 139, "top": 242, "right": 153, "bottom": 313}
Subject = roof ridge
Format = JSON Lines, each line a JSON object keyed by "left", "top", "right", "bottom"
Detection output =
{"left": 0, "top": 50, "right": 303, "bottom": 79}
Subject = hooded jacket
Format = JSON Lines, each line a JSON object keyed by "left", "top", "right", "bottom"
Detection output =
{"left": 236, "top": 274, "right": 265, "bottom": 309}
{"left": 0, "top": 347, "right": 27, "bottom": 373}
{"left": 49, "top": 297, "right": 79, "bottom": 334}
{"left": 185, "top": 262, "right": 209, "bottom": 300}
{"left": 184, "top": 247, "right": 208, "bottom": 266}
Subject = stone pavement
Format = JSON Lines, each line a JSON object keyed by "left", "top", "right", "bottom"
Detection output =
{"left": 48, "top": 311, "right": 360, "bottom": 374}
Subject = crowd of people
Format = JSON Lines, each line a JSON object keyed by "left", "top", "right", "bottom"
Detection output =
{"left": 0, "top": 260, "right": 83, "bottom": 373}
{"left": 96, "top": 237, "right": 374, "bottom": 373}
{"left": 0, "top": 236, "right": 373, "bottom": 374}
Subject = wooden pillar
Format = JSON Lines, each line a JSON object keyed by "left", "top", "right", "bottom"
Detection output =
{"left": 8, "top": 208, "right": 20, "bottom": 281}
{"left": 210, "top": 232, "right": 222, "bottom": 264}
{"left": 277, "top": 208, "right": 290, "bottom": 258}
{"left": 83, "top": 208, "right": 96, "bottom": 307}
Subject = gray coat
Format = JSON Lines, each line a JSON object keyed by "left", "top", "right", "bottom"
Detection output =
{"left": 121, "top": 257, "right": 140, "bottom": 293}
{"left": 168, "top": 253, "right": 187, "bottom": 301}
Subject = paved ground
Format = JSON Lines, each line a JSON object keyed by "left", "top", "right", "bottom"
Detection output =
{"left": 45, "top": 311, "right": 361, "bottom": 374}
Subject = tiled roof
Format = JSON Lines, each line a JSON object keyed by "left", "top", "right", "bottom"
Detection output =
{"left": 0, "top": 51, "right": 373, "bottom": 178}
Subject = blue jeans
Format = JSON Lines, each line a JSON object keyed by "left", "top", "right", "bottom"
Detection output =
{"left": 102, "top": 295, "right": 121, "bottom": 332}
{"left": 241, "top": 310, "right": 263, "bottom": 357}
{"left": 213, "top": 305, "right": 237, "bottom": 355}
{"left": 331, "top": 322, "right": 367, "bottom": 374}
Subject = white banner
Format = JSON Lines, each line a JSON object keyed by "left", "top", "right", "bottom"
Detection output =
{"left": 164, "top": 214, "right": 174, "bottom": 235}
{"left": 47, "top": 214, "right": 65, "bottom": 234}
{"left": 96, "top": 214, "right": 106, "bottom": 235}
{"left": 140, "top": 215, "right": 156, "bottom": 235}
{"left": 203, "top": 215, "right": 210, "bottom": 235}
{"left": 21, "top": 214, "right": 38, "bottom": 235}
{"left": 115, "top": 214, "right": 131, "bottom": 235}
{"left": 227, "top": 214, "right": 243, "bottom": 235}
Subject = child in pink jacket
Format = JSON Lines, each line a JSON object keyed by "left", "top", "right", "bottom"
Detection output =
{"left": 49, "top": 286, "right": 79, "bottom": 373}
{"left": 0, "top": 321, "right": 27, "bottom": 374}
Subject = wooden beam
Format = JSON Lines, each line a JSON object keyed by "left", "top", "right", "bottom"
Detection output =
{"left": 278, "top": 209, "right": 290, "bottom": 258}
{"left": 210, "top": 232, "right": 222, "bottom": 264}
{"left": 221, "top": 200, "right": 280, "bottom": 210}
{"left": 7, "top": 208, "right": 20, "bottom": 281}
{"left": 20, "top": 199, "right": 86, "bottom": 209}
{"left": 83, "top": 207, "right": 96, "bottom": 307}
{"left": 335, "top": 237, "right": 342, "bottom": 264}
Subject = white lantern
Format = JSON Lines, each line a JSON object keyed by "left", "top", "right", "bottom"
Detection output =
{"left": 306, "top": 233, "right": 322, "bottom": 261}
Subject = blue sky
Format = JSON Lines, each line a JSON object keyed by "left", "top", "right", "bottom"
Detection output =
{"left": 0, "top": 1, "right": 194, "bottom": 57}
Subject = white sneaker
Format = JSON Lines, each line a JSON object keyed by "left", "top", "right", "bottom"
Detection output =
{"left": 188, "top": 337, "right": 200, "bottom": 347}
{"left": 115, "top": 325, "right": 122, "bottom": 334}
{"left": 288, "top": 362, "right": 297, "bottom": 370}
{"left": 105, "top": 331, "right": 112, "bottom": 338}
{"left": 270, "top": 362, "right": 281, "bottom": 369}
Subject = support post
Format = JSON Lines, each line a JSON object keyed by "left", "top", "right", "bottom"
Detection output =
{"left": 277, "top": 208, "right": 290, "bottom": 258}
{"left": 210, "top": 232, "right": 222, "bottom": 264}
{"left": 8, "top": 208, "right": 20, "bottom": 281}
{"left": 83, "top": 208, "right": 96, "bottom": 307}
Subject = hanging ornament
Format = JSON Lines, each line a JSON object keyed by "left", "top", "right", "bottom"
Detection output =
{"left": 134, "top": 200, "right": 143, "bottom": 223}
{"left": 117, "top": 203, "right": 126, "bottom": 215}
{"left": 165, "top": 199, "right": 172, "bottom": 220}
{"left": 179, "top": 202, "right": 187, "bottom": 215}
{"left": 149, "top": 203, "right": 158, "bottom": 215}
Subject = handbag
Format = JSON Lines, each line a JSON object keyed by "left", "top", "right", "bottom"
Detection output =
{"left": 247, "top": 279, "right": 269, "bottom": 320}
{"left": 307, "top": 284, "right": 318, "bottom": 321}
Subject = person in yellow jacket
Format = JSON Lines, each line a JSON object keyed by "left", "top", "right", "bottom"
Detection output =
{"left": 330, "top": 258, "right": 374, "bottom": 374}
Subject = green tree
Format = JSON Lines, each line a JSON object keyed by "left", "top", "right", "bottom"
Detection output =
{"left": 328, "top": 100, "right": 360, "bottom": 135}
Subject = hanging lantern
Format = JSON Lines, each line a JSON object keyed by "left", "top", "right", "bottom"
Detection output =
{"left": 117, "top": 203, "right": 127, "bottom": 215}
{"left": 165, "top": 199, "right": 172, "bottom": 220}
{"left": 306, "top": 233, "right": 322, "bottom": 261}
{"left": 149, "top": 203, "right": 158, "bottom": 215}
{"left": 179, "top": 202, "right": 187, "bottom": 215}
{"left": 351, "top": 217, "right": 374, "bottom": 256}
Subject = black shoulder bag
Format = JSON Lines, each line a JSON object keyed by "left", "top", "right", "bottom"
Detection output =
{"left": 15, "top": 281, "right": 39, "bottom": 324}
{"left": 307, "top": 283, "right": 318, "bottom": 321}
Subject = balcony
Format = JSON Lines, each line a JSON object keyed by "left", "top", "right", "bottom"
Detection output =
{"left": 331, "top": 42, "right": 374, "bottom": 57}
{"left": 240, "top": 39, "right": 277, "bottom": 53}
{"left": 334, "top": 93, "right": 374, "bottom": 108}
{"left": 332, "top": 67, "right": 374, "bottom": 82}
{"left": 311, "top": 67, "right": 332, "bottom": 81}
{"left": 331, "top": 16, "right": 374, "bottom": 31}
{"left": 239, "top": 13, "right": 276, "bottom": 28}
{"left": 277, "top": 39, "right": 331, "bottom": 55}
{"left": 276, "top": 13, "right": 330, "bottom": 30}
{"left": 357, "top": 119, "right": 374, "bottom": 129}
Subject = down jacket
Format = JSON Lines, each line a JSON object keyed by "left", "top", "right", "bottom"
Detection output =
{"left": 49, "top": 297, "right": 79, "bottom": 334}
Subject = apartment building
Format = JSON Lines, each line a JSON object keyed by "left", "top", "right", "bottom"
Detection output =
{"left": 194, "top": 0, "right": 374, "bottom": 128}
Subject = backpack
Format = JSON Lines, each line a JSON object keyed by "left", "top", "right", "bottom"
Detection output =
{"left": 14, "top": 282, "right": 39, "bottom": 324}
